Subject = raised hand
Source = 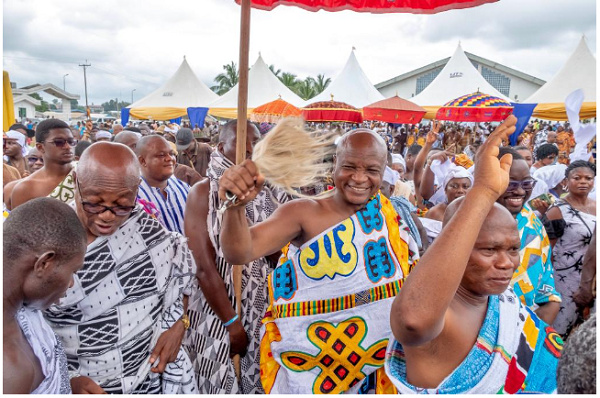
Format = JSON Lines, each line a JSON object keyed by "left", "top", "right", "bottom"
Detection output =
{"left": 218, "top": 159, "right": 265, "bottom": 207}
{"left": 473, "top": 115, "right": 517, "bottom": 200}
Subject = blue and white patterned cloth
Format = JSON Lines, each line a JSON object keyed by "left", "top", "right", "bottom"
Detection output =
{"left": 137, "top": 175, "right": 190, "bottom": 234}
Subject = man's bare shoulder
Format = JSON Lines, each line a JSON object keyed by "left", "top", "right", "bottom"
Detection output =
{"left": 3, "top": 338, "right": 36, "bottom": 393}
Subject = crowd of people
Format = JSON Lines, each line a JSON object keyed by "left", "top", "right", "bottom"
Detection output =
{"left": 3, "top": 112, "right": 596, "bottom": 394}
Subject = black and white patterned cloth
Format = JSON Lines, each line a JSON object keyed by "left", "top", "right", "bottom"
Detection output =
{"left": 551, "top": 200, "right": 596, "bottom": 336}
{"left": 17, "top": 306, "right": 72, "bottom": 394}
{"left": 44, "top": 207, "right": 197, "bottom": 394}
{"left": 184, "top": 150, "right": 290, "bottom": 394}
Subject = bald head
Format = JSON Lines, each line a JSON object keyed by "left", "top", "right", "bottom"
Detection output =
{"left": 443, "top": 196, "right": 516, "bottom": 229}
{"left": 76, "top": 142, "right": 140, "bottom": 189}
{"left": 113, "top": 130, "right": 140, "bottom": 151}
{"left": 218, "top": 120, "right": 259, "bottom": 144}
{"left": 336, "top": 129, "right": 388, "bottom": 166}
{"left": 136, "top": 135, "right": 169, "bottom": 157}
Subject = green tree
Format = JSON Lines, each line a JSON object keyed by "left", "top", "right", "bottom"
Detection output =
{"left": 313, "top": 74, "right": 331, "bottom": 95}
{"left": 294, "top": 77, "right": 317, "bottom": 101}
{"left": 30, "top": 92, "right": 49, "bottom": 112}
{"left": 211, "top": 61, "right": 239, "bottom": 95}
{"left": 269, "top": 64, "right": 281, "bottom": 78}
{"left": 279, "top": 72, "right": 298, "bottom": 90}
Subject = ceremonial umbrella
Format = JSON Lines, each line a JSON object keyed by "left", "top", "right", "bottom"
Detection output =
{"left": 436, "top": 91, "right": 513, "bottom": 122}
{"left": 3, "top": 71, "right": 15, "bottom": 132}
{"left": 249, "top": 97, "right": 302, "bottom": 123}
{"left": 302, "top": 99, "right": 363, "bottom": 123}
{"left": 363, "top": 95, "right": 427, "bottom": 124}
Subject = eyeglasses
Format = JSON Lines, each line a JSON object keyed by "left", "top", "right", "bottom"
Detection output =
{"left": 506, "top": 179, "right": 537, "bottom": 192}
{"left": 27, "top": 156, "right": 42, "bottom": 162}
{"left": 76, "top": 180, "right": 137, "bottom": 216}
{"left": 43, "top": 138, "right": 78, "bottom": 148}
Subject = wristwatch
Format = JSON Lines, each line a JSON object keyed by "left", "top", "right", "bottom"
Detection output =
{"left": 180, "top": 314, "right": 190, "bottom": 330}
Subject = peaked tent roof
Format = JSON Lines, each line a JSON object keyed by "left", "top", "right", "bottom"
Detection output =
{"left": 309, "top": 50, "right": 384, "bottom": 108}
{"left": 208, "top": 54, "right": 305, "bottom": 118}
{"left": 411, "top": 44, "right": 509, "bottom": 108}
{"left": 127, "top": 57, "right": 219, "bottom": 119}
{"left": 526, "top": 37, "right": 596, "bottom": 104}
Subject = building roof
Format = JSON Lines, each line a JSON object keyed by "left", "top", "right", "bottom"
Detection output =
{"left": 13, "top": 83, "right": 80, "bottom": 100}
{"left": 308, "top": 50, "right": 384, "bottom": 108}
{"left": 375, "top": 50, "right": 545, "bottom": 89}
{"left": 13, "top": 94, "right": 41, "bottom": 106}
{"left": 525, "top": 36, "right": 596, "bottom": 103}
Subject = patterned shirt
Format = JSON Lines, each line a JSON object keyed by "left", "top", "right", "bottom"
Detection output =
{"left": 512, "top": 204, "right": 562, "bottom": 309}
{"left": 137, "top": 176, "right": 190, "bottom": 234}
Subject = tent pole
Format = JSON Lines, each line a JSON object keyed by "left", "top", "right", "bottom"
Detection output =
{"left": 233, "top": 0, "right": 251, "bottom": 384}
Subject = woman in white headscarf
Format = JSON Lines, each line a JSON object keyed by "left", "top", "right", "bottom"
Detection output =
{"left": 424, "top": 165, "right": 473, "bottom": 221}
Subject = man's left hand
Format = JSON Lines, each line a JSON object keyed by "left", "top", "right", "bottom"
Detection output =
{"left": 149, "top": 321, "right": 185, "bottom": 373}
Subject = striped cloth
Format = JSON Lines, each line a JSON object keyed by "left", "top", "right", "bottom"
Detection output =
{"left": 137, "top": 176, "right": 190, "bottom": 234}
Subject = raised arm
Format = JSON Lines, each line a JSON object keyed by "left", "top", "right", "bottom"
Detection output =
{"left": 219, "top": 159, "right": 302, "bottom": 265}
{"left": 412, "top": 122, "right": 441, "bottom": 192}
{"left": 391, "top": 115, "right": 516, "bottom": 346}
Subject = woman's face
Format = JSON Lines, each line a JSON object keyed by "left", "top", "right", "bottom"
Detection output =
{"left": 567, "top": 167, "right": 595, "bottom": 196}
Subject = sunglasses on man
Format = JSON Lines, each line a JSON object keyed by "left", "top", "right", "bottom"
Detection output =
{"left": 42, "top": 138, "right": 78, "bottom": 148}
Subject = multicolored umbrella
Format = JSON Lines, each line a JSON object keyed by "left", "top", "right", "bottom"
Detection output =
{"left": 302, "top": 99, "right": 363, "bottom": 123}
{"left": 238, "top": 0, "right": 498, "bottom": 14}
{"left": 363, "top": 95, "right": 426, "bottom": 124}
{"left": 250, "top": 98, "right": 302, "bottom": 123}
{"left": 436, "top": 92, "right": 513, "bottom": 122}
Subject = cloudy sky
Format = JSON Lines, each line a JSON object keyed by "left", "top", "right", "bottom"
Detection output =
{"left": 3, "top": 0, "right": 596, "bottom": 106}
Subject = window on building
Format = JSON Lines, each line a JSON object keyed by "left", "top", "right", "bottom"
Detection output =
{"left": 481, "top": 66, "right": 511, "bottom": 96}
{"left": 416, "top": 67, "right": 443, "bottom": 95}
{"left": 18, "top": 107, "right": 26, "bottom": 118}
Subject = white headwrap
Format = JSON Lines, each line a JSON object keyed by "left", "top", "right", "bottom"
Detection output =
{"left": 533, "top": 164, "right": 568, "bottom": 190}
{"left": 429, "top": 160, "right": 473, "bottom": 205}
{"left": 383, "top": 166, "right": 400, "bottom": 185}
{"left": 95, "top": 130, "right": 112, "bottom": 140}
{"left": 442, "top": 165, "right": 473, "bottom": 190}
{"left": 6, "top": 130, "right": 27, "bottom": 156}
{"left": 391, "top": 154, "right": 406, "bottom": 169}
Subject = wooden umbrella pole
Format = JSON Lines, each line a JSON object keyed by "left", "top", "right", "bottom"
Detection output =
{"left": 233, "top": 0, "right": 251, "bottom": 384}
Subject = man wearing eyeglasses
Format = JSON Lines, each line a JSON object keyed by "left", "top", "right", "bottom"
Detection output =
{"left": 496, "top": 147, "right": 561, "bottom": 325}
{"left": 44, "top": 142, "right": 197, "bottom": 394}
{"left": 10, "top": 119, "right": 77, "bottom": 209}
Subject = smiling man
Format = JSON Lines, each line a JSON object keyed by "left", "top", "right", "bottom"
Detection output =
{"left": 43, "top": 142, "right": 197, "bottom": 394}
{"left": 496, "top": 147, "right": 561, "bottom": 325}
{"left": 218, "top": 129, "right": 419, "bottom": 393}
{"left": 10, "top": 119, "right": 77, "bottom": 209}
{"left": 136, "top": 135, "right": 191, "bottom": 234}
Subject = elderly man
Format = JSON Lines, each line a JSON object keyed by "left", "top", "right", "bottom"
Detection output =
{"left": 495, "top": 148, "right": 561, "bottom": 324}
{"left": 184, "top": 120, "right": 290, "bottom": 394}
{"left": 218, "top": 128, "right": 419, "bottom": 393}
{"left": 388, "top": 116, "right": 561, "bottom": 393}
{"left": 4, "top": 130, "right": 29, "bottom": 177}
{"left": 44, "top": 142, "right": 197, "bottom": 394}
{"left": 136, "top": 135, "right": 191, "bottom": 234}
{"left": 176, "top": 127, "right": 213, "bottom": 177}
{"left": 4, "top": 198, "right": 87, "bottom": 393}
{"left": 113, "top": 130, "right": 140, "bottom": 151}
{"left": 11, "top": 119, "right": 76, "bottom": 208}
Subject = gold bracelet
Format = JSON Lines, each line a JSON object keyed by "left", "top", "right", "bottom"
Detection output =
{"left": 180, "top": 314, "right": 190, "bottom": 330}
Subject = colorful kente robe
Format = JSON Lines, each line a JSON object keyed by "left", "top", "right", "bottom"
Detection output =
{"left": 260, "top": 193, "right": 419, "bottom": 394}
{"left": 512, "top": 204, "right": 562, "bottom": 309}
{"left": 385, "top": 289, "right": 563, "bottom": 394}
{"left": 48, "top": 168, "right": 75, "bottom": 204}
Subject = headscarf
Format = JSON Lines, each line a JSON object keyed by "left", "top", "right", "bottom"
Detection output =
{"left": 391, "top": 154, "right": 406, "bottom": 169}
{"left": 442, "top": 165, "right": 473, "bottom": 191}
{"left": 429, "top": 160, "right": 472, "bottom": 205}
{"left": 383, "top": 166, "right": 400, "bottom": 185}
{"left": 95, "top": 130, "right": 112, "bottom": 140}
{"left": 6, "top": 130, "right": 27, "bottom": 156}
{"left": 532, "top": 164, "right": 568, "bottom": 190}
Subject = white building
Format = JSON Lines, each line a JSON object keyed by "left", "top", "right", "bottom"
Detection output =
{"left": 12, "top": 83, "right": 80, "bottom": 121}
{"left": 376, "top": 50, "right": 545, "bottom": 104}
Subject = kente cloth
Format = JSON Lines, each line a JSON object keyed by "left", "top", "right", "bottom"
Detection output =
{"left": 137, "top": 175, "right": 190, "bottom": 234}
{"left": 389, "top": 195, "right": 422, "bottom": 249}
{"left": 385, "top": 289, "right": 562, "bottom": 394}
{"left": 48, "top": 169, "right": 75, "bottom": 204}
{"left": 550, "top": 200, "right": 596, "bottom": 335}
{"left": 512, "top": 204, "right": 562, "bottom": 309}
{"left": 44, "top": 206, "right": 197, "bottom": 394}
{"left": 184, "top": 150, "right": 290, "bottom": 394}
{"left": 17, "top": 306, "right": 71, "bottom": 394}
{"left": 260, "top": 193, "right": 419, "bottom": 394}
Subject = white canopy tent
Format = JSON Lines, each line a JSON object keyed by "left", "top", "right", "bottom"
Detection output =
{"left": 309, "top": 49, "right": 384, "bottom": 108}
{"left": 127, "top": 57, "right": 219, "bottom": 120}
{"left": 411, "top": 44, "right": 509, "bottom": 117}
{"left": 525, "top": 37, "right": 596, "bottom": 120}
{"left": 208, "top": 54, "right": 305, "bottom": 119}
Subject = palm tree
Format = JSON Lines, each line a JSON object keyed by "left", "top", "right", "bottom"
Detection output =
{"left": 211, "top": 61, "right": 239, "bottom": 95}
{"left": 269, "top": 64, "right": 282, "bottom": 78}
{"left": 279, "top": 72, "right": 298, "bottom": 90}
{"left": 295, "top": 77, "right": 317, "bottom": 101}
{"left": 313, "top": 74, "right": 331, "bottom": 95}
